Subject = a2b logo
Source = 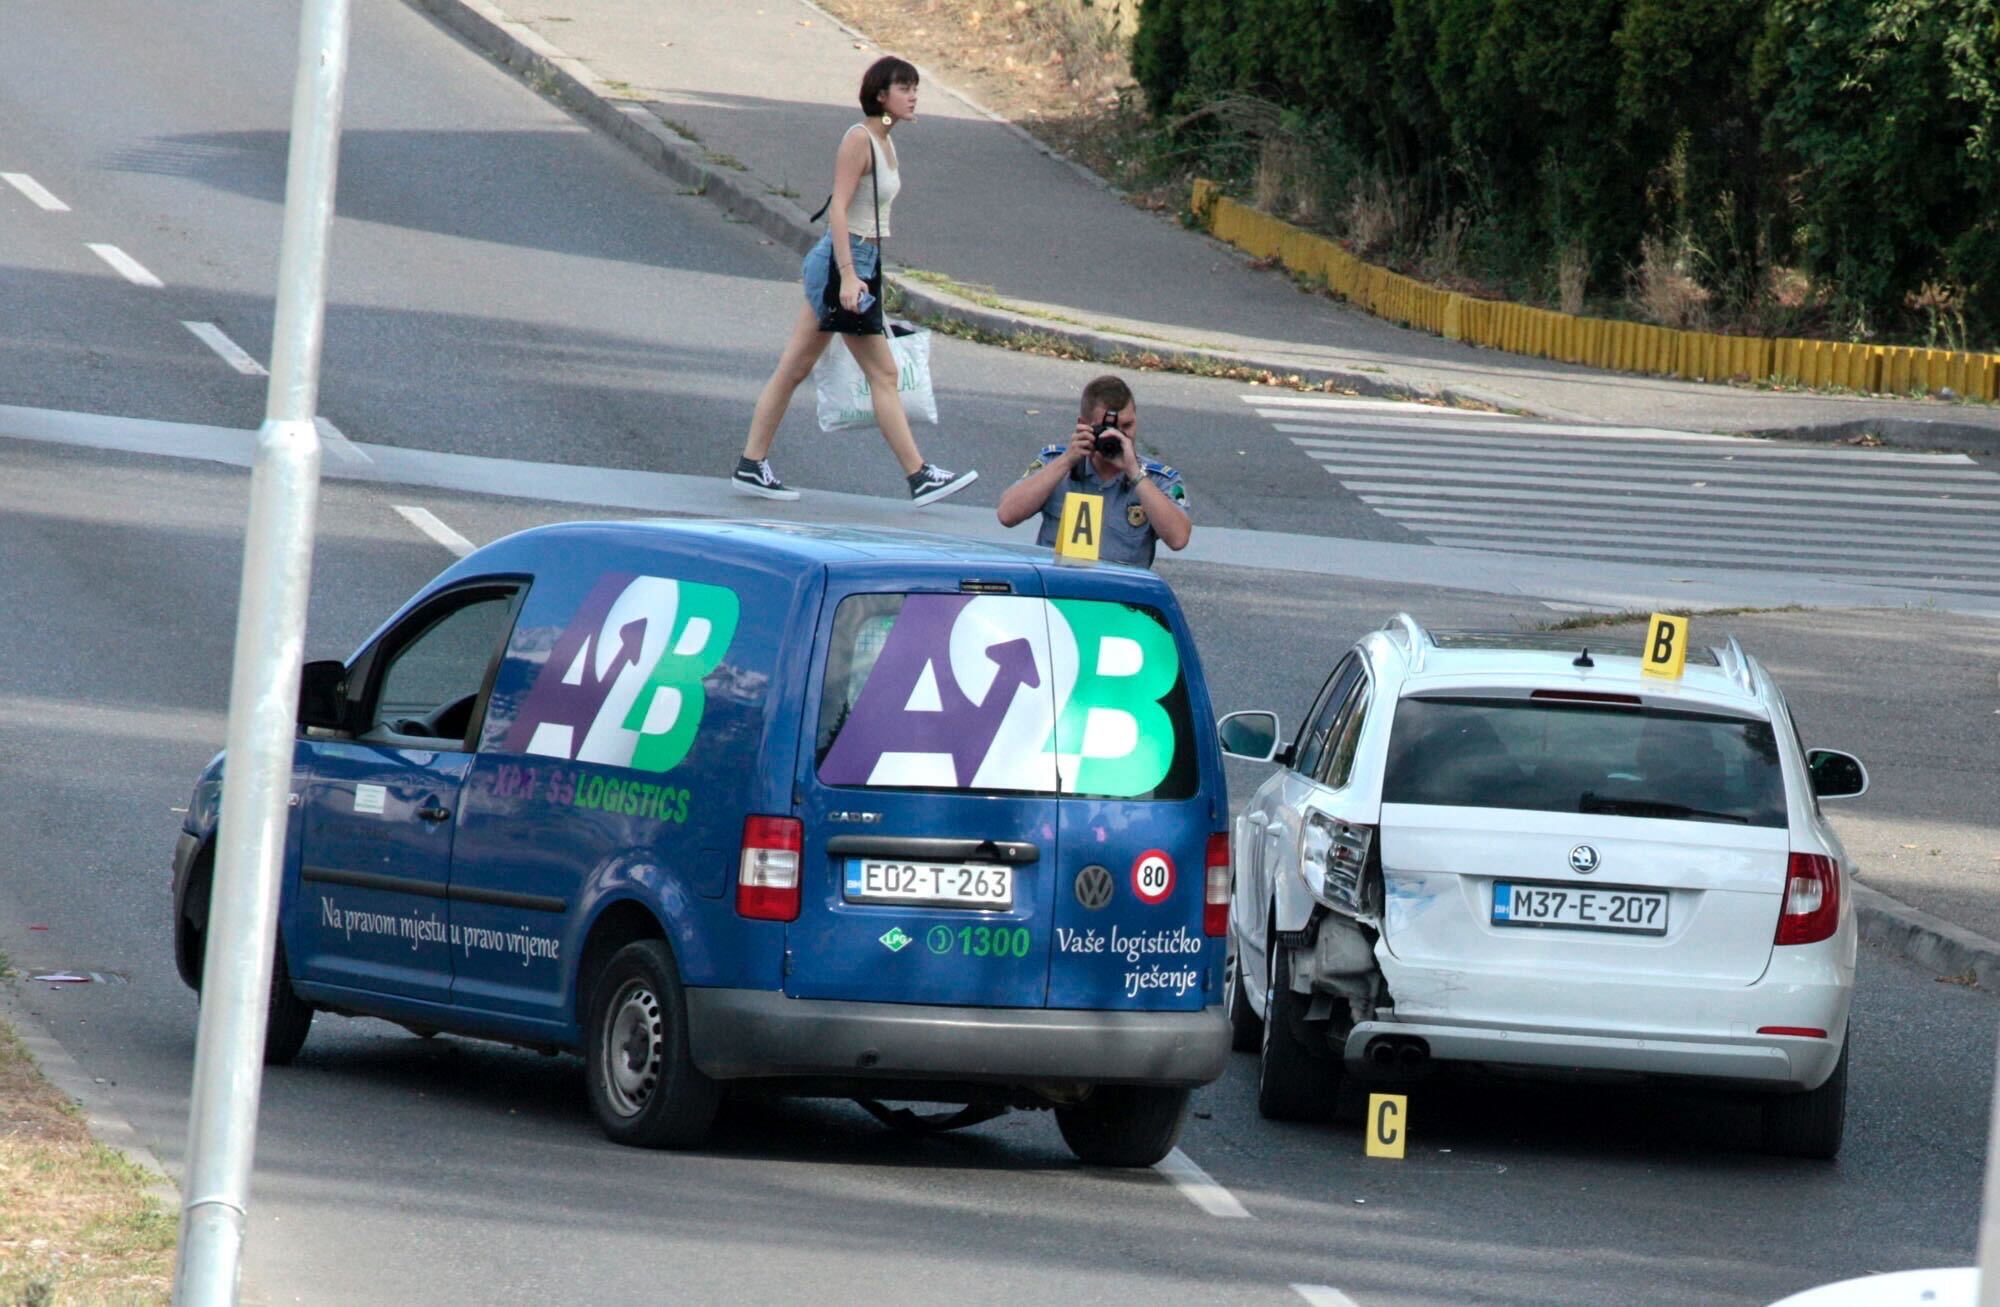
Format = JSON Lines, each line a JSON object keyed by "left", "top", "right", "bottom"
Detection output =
{"left": 504, "top": 574, "right": 739, "bottom": 774}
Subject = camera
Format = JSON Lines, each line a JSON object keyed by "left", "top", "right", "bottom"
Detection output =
{"left": 1092, "top": 408, "right": 1124, "bottom": 459}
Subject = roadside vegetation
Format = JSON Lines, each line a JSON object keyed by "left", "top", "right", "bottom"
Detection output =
{"left": 818, "top": 0, "right": 2000, "bottom": 354}
{"left": 0, "top": 1014, "right": 175, "bottom": 1305}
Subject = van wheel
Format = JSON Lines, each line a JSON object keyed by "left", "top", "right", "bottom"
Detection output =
{"left": 1761, "top": 1038, "right": 1848, "bottom": 1159}
{"left": 263, "top": 939, "right": 314, "bottom": 1066}
{"left": 585, "top": 940, "right": 719, "bottom": 1149}
{"left": 1055, "top": 1085, "right": 1191, "bottom": 1167}
{"left": 1224, "top": 944, "right": 1261, "bottom": 1053}
{"left": 1257, "top": 944, "right": 1340, "bottom": 1123}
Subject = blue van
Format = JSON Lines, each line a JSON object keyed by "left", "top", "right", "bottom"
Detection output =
{"left": 171, "top": 522, "right": 1231, "bottom": 1165}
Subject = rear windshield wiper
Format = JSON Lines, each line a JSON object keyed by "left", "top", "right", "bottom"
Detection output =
{"left": 1578, "top": 792, "right": 1750, "bottom": 824}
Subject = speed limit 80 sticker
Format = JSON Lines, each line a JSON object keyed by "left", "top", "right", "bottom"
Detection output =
{"left": 1131, "top": 849, "right": 1175, "bottom": 905}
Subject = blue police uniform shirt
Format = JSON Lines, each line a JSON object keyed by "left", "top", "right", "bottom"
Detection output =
{"left": 1026, "top": 444, "right": 1192, "bottom": 567}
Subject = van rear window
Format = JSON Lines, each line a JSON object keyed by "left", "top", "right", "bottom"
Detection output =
{"left": 1381, "top": 696, "right": 1787, "bottom": 827}
{"left": 815, "top": 593, "right": 1197, "bottom": 800}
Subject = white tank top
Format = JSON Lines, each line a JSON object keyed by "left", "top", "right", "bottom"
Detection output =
{"left": 845, "top": 126, "right": 900, "bottom": 239}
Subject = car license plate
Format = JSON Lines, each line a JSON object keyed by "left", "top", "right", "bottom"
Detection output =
{"left": 844, "top": 859, "right": 1013, "bottom": 910}
{"left": 1491, "top": 881, "right": 1668, "bottom": 935}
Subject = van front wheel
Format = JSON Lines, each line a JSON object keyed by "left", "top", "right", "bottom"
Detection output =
{"left": 584, "top": 941, "right": 720, "bottom": 1149}
{"left": 1055, "top": 1085, "right": 1191, "bottom": 1167}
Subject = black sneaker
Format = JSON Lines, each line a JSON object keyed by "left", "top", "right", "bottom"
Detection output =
{"left": 731, "top": 456, "right": 800, "bottom": 501}
{"left": 908, "top": 463, "right": 979, "bottom": 506}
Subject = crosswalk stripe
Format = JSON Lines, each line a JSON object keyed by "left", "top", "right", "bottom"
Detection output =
{"left": 1299, "top": 447, "right": 1994, "bottom": 493}
{"left": 1270, "top": 421, "right": 1977, "bottom": 464}
{"left": 1413, "top": 525, "right": 2000, "bottom": 566}
{"left": 1418, "top": 533, "right": 2000, "bottom": 578}
{"left": 1380, "top": 510, "right": 2000, "bottom": 555}
{"left": 1338, "top": 471, "right": 1999, "bottom": 506}
{"left": 1245, "top": 393, "right": 1528, "bottom": 418}
{"left": 1355, "top": 491, "right": 1999, "bottom": 529}
{"left": 1290, "top": 435, "right": 1988, "bottom": 483}
{"left": 1268, "top": 411, "right": 1747, "bottom": 442}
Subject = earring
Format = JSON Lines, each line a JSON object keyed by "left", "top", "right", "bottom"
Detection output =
{"left": 880, "top": 112, "right": 893, "bottom": 126}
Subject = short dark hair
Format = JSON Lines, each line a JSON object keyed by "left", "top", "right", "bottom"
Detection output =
{"left": 1079, "top": 374, "right": 1134, "bottom": 418}
{"left": 860, "top": 57, "right": 919, "bottom": 116}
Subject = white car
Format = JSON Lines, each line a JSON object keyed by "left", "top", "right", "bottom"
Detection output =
{"left": 1218, "top": 614, "right": 1867, "bottom": 1158}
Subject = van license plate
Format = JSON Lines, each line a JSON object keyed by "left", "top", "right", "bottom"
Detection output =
{"left": 1491, "top": 882, "right": 1667, "bottom": 935}
{"left": 844, "top": 860, "right": 1013, "bottom": 910}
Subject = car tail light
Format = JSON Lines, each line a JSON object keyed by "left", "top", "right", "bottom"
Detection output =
{"left": 737, "top": 815, "right": 802, "bottom": 921}
{"left": 1775, "top": 852, "right": 1839, "bottom": 945}
{"left": 1203, "top": 833, "right": 1230, "bottom": 937}
{"left": 1758, "top": 1026, "right": 1829, "bottom": 1038}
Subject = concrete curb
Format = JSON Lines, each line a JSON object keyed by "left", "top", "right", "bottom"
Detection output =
{"left": 1854, "top": 884, "right": 2000, "bottom": 990}
{"left": 1746, "top": 415, "right": 2000, "bottom": 457}
{"left": 408, "top": 0, "right": 1510, "bottom": 409}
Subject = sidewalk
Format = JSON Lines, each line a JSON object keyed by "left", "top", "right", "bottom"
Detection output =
{"left": 413, "top": 0, "right": 2000, "bottom": 450}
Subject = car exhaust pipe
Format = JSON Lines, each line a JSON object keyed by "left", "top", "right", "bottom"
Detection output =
{"left": 1396, "top": 1039, "right": 1430, "bottom": 1071}
{"left": 1362, "top": 1035, "right": 1431, "bottom": 1073}
{"left": 1367, "top": 1038, "right": 1399, "bottom": 1069}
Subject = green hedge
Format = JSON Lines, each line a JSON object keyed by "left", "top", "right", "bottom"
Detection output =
{"left": 1134, "top": 0, "right": 2000, "bottom": 341}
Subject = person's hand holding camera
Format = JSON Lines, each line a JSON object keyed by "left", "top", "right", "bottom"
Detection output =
{"left": 1084, "top": 408, "right": 1140, "bottom": 480}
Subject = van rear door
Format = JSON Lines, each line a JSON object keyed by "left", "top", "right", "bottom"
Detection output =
{"left": 1037, "top": 570, "right": 1222, "bottom": 1013}
{"left": 790, "top": 566, "right": 1061, "bottom": 1008}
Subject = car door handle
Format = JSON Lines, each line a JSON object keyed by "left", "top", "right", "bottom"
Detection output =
{"left": 416, "top": 804, "right": 452, "bottom": 823}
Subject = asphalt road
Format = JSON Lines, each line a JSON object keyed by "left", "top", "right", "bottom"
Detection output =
{"left": 2, "top": 1, "right": 1996, "bottom": 1303}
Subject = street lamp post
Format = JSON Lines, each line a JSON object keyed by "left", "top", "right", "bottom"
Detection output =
{"left": 174, "top": 0, "right": 350, "bottom": 1300}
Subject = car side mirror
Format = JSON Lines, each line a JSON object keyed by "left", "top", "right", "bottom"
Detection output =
{"left": 1806, "top": 748, "right": 1868, "bottom": 800}
{"left": 298, "top": 659, "right": 350, "bottom": 733}
{"left": 1218, "top": 710, "right": 1282, "bottom": 763}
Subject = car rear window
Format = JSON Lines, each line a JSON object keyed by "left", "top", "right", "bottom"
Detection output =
{"left": 815, "top": 593, "right": 1198, "bottom": 800}
{"left": 1381, "top": 696, "right": 1787, "bottom": 827}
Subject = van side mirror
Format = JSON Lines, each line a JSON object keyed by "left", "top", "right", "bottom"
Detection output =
{"left": 1806, "top": 748, "right": 1867, "bottom": 800}
{"left": 1218, "top": 710, "right": 1284, "bottom": 763}
{"left": 298, "top": 659, "right": 350, "bottom": 733}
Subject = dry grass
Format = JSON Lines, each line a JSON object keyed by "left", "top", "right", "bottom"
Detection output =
{"left": 1343, "top": 175, "right": 1414, "bottom": 259}
{"left": 1630, "top": 235, "right": 1713, "bottom": 330}
{"left": 0, "top": 1021, "right": 175, "bottom": 1305}
{"left": 1554, "top": 242, "right": 1590, "bottom": 317}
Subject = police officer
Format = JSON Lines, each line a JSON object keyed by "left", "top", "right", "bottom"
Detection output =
{"left": 996, "top": 375, "right": 1191, "bottom": 566}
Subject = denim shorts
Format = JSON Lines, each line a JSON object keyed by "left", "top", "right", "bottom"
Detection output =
{"left": 803, "top": 231, "right": 883, "bottom": 334}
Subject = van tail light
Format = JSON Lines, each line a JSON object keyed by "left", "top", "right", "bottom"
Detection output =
{"left": 1775, "top": 852, "right": 1840, "bottom": 945}
{"left": 737, "top": 815, "right": 802, "bottom": 922}
{"left": 1203, "top": 833, "right": 1230, "bottom": 937}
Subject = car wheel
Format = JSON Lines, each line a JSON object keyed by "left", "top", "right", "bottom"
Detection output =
{"left": 263, "top": 938, "right": 314, "bottom": 1067}
{"left": 1257, "top": 943, "right": 1340, "bottom": 1123}
{"left": 584, "top": 940, "right": 720, "bottom": 1149}
{"left": 1224, "top": 943, "right": 1262, "bottom": 1053}
{"left": 1760, "top": 1037, "right": 1848, "bottom": 1159}
{"left": 1055, "top": 1085, "right": 1192, "bottom": 1167}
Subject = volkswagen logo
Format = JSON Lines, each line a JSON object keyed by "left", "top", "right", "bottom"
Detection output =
{"left": 1074, "top": 865, "right": 1114, "bottom": 910}
{"left": 1568, "top": 844, "right": 1600, "bottom": 875}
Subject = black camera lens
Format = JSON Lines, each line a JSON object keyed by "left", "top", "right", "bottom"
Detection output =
{"left": 1093, "top": 434, "right": 1123, "bottom": 458}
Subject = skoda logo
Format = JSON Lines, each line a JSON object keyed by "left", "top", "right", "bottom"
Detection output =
{"left": 1075, "top": 865, "right": 1114, "bottom": 910}
{"left": 1568, "top": 844, "right": 1600, "bottom": 875}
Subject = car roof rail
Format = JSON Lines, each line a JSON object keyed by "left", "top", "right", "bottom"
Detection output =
{"left": 1384, "top": 612, "right": 1434, "bottom": 670}
{"left": 1718, "top": 635, "right": 1756, "bottom": 694}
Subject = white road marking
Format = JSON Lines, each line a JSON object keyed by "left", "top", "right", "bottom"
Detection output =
{"left": 1154, "top": 1148, "right": 1251, "bottom": 1218}
{"left": 1272, "top": 421, "right": 1976, "bottom": 465}
{"left": 1298, "top": 446, "right": 1990, "bottom": 493}
{"left": 1275, "top": 411, "right": 1744, "bottom": 443}
{"left": 316, "top": 416, "right": 372, "bottom": 464}
{"left": 7, "top": 401, "right": 1996, "bottom": 619}
{"left": 1245, "top": 393, "right": 1526, "bottom": 419}
{"left": 1418, "top": 533, "right": 2000, "bottom": 577}
{"left": 1357, "top": 490, "right": 2000, "bottom": 529}
{"left": 86, "top": 243, "right": 164, "bottom": 288}
{"left": 1382, "top": 507, "right": 2000, "bottom": 551}
{"left": 1292, "top": 1285, "right": 1362, "bottom": 1307}
{"left": 1338, "top": 472, "right": 1995, "bottom": 507}
{"left": 2, "top": 172, "right": 70, "bottom": 211}
{"left": 394, "top": 505, "right": 474, "bottom": 557}
{"left": 180, "top": 321, "right": 267, "bottom": 376}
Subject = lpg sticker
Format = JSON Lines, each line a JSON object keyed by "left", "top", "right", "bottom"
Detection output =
{"left": 1131, "top": 848, "right": 1174, "bottom": 904}
{"left": 879, "top": 927, "right": 914, "bottom": 953}
{"left": 505, "top": 573, "right": 739, "bottom": 774}
{"left": 353, "top": 783, "right": 387, "bottom": 816}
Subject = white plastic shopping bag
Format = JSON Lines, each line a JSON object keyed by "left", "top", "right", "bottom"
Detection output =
{"left": 814, "top": 323, "right": 938, "bottom": 432}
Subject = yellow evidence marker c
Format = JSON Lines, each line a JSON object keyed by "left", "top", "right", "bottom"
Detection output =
{"left": 1365, "top": 1093, "right": 1408, "bottom": 1159}
{"left": 1642, "top": 612, "right": 1689, "bottom": 680}
{"left": 1055, "top": 491, "right": 1104, "bottom": 561}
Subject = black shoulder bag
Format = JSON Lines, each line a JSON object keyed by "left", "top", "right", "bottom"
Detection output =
{"left": 811, "top": 134, "right": 887, "bottom": 335}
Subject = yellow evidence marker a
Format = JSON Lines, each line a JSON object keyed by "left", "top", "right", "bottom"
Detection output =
{"left": 1642, "top": 612, "right": 1689, "bottom": 680}
{"left": 1365, "top": 1093, "right": 1408, "bottom": 1159}
{"left": 1055, "top": 491, "right": 1104, "bottom": 561}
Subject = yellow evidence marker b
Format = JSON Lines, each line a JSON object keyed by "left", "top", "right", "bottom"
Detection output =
{"left": 1055, "top": 491, "right": 1104, "bottom": 561}
{"left": 1365, "top": 1093, "right": 1408, "bottom": 1159}
{"left": 1642, "top": 612, "right": 1689, "bottom": 680}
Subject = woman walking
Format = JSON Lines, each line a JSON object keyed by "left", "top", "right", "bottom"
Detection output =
{"left": 730, "top": 56, "right": 978, "bottom": 506}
